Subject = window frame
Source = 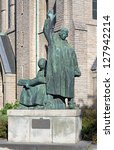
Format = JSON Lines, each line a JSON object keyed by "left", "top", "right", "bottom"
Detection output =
{"left": 92, "top": 0, "right": 97, "bottom": 20}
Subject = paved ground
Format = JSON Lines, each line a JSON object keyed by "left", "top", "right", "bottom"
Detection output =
{"left": 0, "top": 139, "right": 97, "bottom": 150}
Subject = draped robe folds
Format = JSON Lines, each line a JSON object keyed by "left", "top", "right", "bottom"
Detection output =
{"left": 44, "top": 18, "right": 81, "bottom": 98}
{"left": 19, "top": 70, "right": 47, "bottom": 106}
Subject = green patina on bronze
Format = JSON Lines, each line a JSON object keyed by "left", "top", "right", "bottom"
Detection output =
{"left": 18, "top": 58, "right": 47, "bottom": 109}
{"left": 18, "top": 10, "right": 81, "bottom": 109}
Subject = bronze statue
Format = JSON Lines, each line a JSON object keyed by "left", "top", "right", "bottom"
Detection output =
{"left": 18, "top": 58, "right": 47, "bottom": 109}
{"left": 43, "top": 10, "right": 81, "bottom": 108}
{"left": 18, "top": 10, "right": 81, "bottom": 109}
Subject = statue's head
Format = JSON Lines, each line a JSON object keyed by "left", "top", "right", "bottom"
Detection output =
{"left": 59, "top": 27, "right": 69, "bottom": 40}
{"left": 38, "top": 58, "right": 47, "bottom": 69}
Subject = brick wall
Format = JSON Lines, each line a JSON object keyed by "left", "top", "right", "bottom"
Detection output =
{"left": 16, "top": 0, "right": 29, "bottom": 98}
{"left": 37, "top": 0, "right": 97, "bottom": 106}
{"left": 0, "top": 0, "right": 16, "bottom": 106}
{"left": 72, "top": 0, "right": 85, "bottom": 22}
{"left": 3, "top": 74, "right": 16, "bottom": 104}
{"left": 0, "top": 0, "right": 97, "bottom": 106}
{"left": 39, "top": 0, "right": 47, "bottom": 33}
{"left": 74, "top": 28, "right": 88, "bottom": 105}
{"left": 16, "top": 0, "right": 36, "bottom": 98}
{"left": 87, "top": 24, "right": 97, "bottom": 105}
{"left": 55, "top": 0, "right": 64, "bottom": 30}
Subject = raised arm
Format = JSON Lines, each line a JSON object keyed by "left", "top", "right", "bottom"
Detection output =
{"left": 43, "top": 10, "right": 56, "bottom": 45}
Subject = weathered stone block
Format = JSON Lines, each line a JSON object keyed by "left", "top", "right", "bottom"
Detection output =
{"left": 8, "top": 109, "right": 82, "bottom": 144}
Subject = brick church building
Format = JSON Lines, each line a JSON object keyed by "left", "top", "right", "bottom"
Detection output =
{"left": 0, "top": 0, "right": 97, "bottom": 108}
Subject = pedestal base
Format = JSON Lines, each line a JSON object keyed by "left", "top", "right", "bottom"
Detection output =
{"left": 7, "top": 109, "right": 82, "bottom": 144}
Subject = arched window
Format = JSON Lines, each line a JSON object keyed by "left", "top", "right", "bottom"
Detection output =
{"left": 92, "top": 0, "right": 97, "bottom": 19}
{"left": 0, "top": 0, "right": 15, "bottom": 31}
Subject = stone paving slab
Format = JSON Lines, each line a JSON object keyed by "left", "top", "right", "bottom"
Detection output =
{"left": 0, "top": 139, "right": 97, "bottom": 150}
{"left": 88, "top": 144, "right": 97, "bottom": 150}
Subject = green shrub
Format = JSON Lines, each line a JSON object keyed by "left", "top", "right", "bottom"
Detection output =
{"left": 0, "top": 101, "right": 19, "bottom": 138}
{"left": 0, "top": 101, "right": 19, "bottom": 115}
{"left": 0, "top": 115, "right": 8, "bottom": 138}
{"left": 81, "top": 106, "right": 97, "bottom": 143}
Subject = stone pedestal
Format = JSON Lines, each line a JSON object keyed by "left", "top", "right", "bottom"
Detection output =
{"left": 7, "top": 109, "right": 82, "bottom": 144}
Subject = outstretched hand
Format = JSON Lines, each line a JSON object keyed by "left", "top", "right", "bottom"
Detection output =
{"left": 47, "top": 10, "right": 56, "bottom": 21}
{"left": 74, "top": 68, "right": 81, "bottom": 77}
{"left": 17, "top": 79, "right": 30, "bottom": 88}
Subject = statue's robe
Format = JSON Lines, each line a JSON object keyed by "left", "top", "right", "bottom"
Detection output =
{"left": 44, "top": 19, "right": 81, "bottom": 98}
{"left": 19, "top": 70, "right": 47, "bottom": 107}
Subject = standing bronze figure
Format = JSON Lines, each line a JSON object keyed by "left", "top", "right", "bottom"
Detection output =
{"left": 43, "top": 10, "right": 81, "bottom": 108}
{"left": 18, "top": 10, "right": 81, "bottom": 109}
